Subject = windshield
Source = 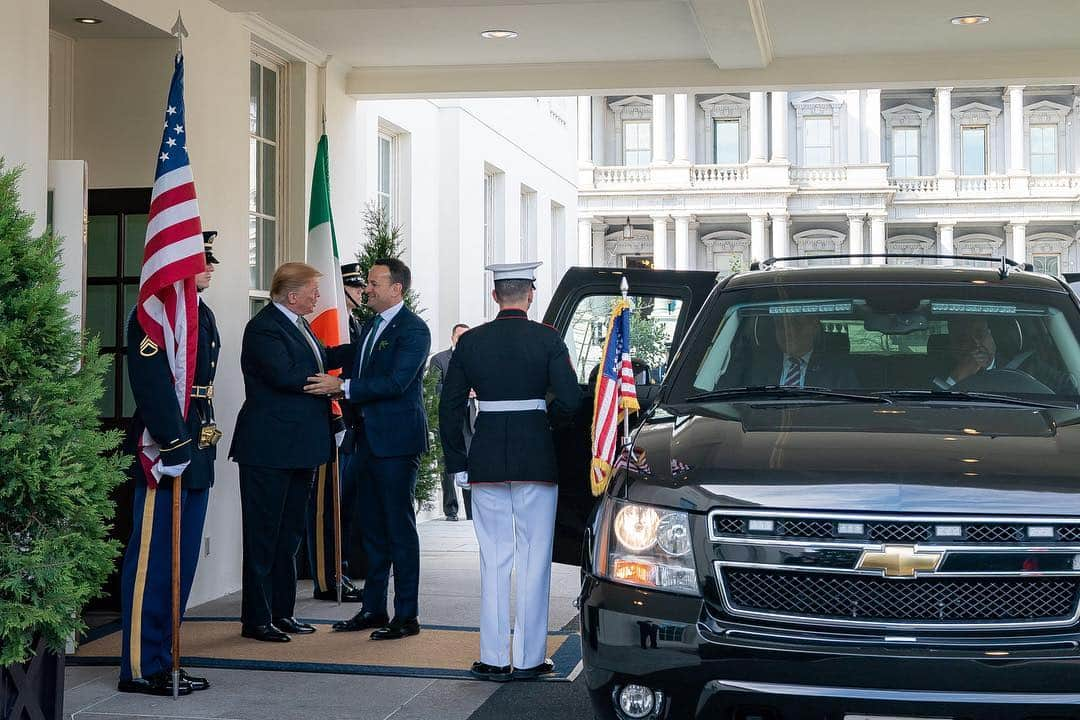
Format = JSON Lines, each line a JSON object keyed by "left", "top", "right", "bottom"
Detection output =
{"left": 670, "top": 284, "right": 1080, "bottom": 404}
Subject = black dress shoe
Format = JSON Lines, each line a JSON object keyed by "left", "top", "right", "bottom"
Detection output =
{"left": 470, "top": 661, "right": 512, "bottom": 682}
{"left": 241, "top": 623, "right": 290, "bottom": 642}
{"left": 179, "top": 668, "right": 210, "bottom": 691}
{"left": 273, "top": 616, "right": 316, "bottom": 634}
{"left": 313, "top": 584, "right": 363, "bottom": 602}
{"left": 512, "top": 658, "right": 555, "bottom": 680}
{"left": 370, "top": 617, "right": 420, "bottom": 641}
{"left": 342, "top": 577, "right": 363, "bottom": 593}
{"left": 332, "top": 610, "right": 389, "bottom": 632}
{"left": 117, "top": 670, "right": 193, "bottom": 696}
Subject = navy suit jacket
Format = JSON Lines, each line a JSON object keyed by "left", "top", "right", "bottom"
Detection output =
{"left": 746, "top": 349, "right": 859, "bottom": 389}
{"left": 345, "top": 306, "right": 431, "bottom": 458}
{"left": 229, "top": 303, "right": 351, "bottom": 470}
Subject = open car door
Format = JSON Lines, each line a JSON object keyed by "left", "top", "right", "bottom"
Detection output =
{"left": 543, "top": 266, "right": 718, "bottom": 566}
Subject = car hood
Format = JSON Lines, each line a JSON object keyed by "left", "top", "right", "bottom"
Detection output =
{"left": 622, "top": 402, "right": 1080, "bottom": 516}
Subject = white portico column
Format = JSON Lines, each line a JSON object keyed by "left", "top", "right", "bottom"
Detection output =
{"left": 847, "top": 213, "right": 866, "bottom": 262}
{"left": 577, "top": 216, "right": 596, "bottom": 265}
{"left": 770, "top": 91, "right": 789, "bottom": 163}
{"left": 577, "top": 96, "right": 592, "bottom": 165}
{"left": 688, "top": 219, "right": 700, "bottom": 270}
{"left": 749, "top": 212, "right": 768, "bottom": 262}
{"left": 847, "top": 89, "right": 862, "bottom": 164}
{"left": 674, "top": 93, "right": 690, "bottom": 164}
{"left": 935, "top": 87, "right": 953, "bottom": 176}
{"left": 869, "top": 213, "right": 887, "bottom": 263}
{"left": 673, "top": 213, "right": 692, "bottom": 270}
{"left": 750, "top": 91, "right": 768, "bottom": 163}
{"left": 1009, "top": 222, "right": 1027, "bottom": 265}
{"left": 651, "top": 214, "right": 670, "bottom": 269}
{"left": 938, "top": 222, "right": 955, "bottom": 257}
{"left": 865, "top": 89, "right": 882, "bottom": 163}
{"left": 1006, "top": 86, "right": 1026, "bottom": 173}
{"left": 652, "top": 94, "right": 668, "bottom": 164}
{"left": 771, "top": 212, "right": 789, "bottom": 258}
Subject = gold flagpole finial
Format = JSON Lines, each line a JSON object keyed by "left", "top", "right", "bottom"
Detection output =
{"left": 170, "top": 11, "right": 189, "bottom": 55}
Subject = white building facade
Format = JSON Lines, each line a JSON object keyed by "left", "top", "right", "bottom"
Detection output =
{"left": 577, "top": 88, "right": 1080, "bottom": 276}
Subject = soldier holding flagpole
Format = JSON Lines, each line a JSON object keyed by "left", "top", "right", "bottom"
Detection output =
{"left": 117, "top": 34, "right": 218, "bottom": 697}
{"left": 438, "top": 261, "right": 582, "bottom": 681}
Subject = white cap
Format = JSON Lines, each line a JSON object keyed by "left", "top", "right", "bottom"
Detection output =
{"left": 485, "top": 261, "right": 543, "bottom": 282}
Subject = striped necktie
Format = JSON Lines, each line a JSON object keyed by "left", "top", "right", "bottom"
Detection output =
{"left": 781, "top": 356, "right": 803, "bottom": 387}
{"left": 295, "top": 317, "right": 324, "bottom": 372}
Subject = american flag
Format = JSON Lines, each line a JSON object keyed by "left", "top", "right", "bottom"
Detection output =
{"left": 590, "top": 298, "right": 640, "bottom": 496}
{"left": 135, "top": 53, "right": 205, "bottom": 487}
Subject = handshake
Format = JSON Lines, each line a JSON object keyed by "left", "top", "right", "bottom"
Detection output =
{"left": 304, "top": 372, "right": 345, "bottom": 398}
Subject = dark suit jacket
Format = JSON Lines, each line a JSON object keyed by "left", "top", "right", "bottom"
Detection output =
{"left": 229, "top": 304, "right": 351, "bottom": 470}
{"left": 344, "top": 305, "right": 431, "bottom": 458}
{"left": 746, "top": 350, "right": 859, "bottom": 389}
{"left": 429, "top": 347, "right": 452, "bottom": 395}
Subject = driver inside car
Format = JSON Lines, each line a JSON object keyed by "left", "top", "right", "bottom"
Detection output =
{"left": 934, "top": 317, "right": 997, "bottom": 388}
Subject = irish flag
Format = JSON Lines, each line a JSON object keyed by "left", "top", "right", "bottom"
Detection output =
{"left": 307, "top": 133, "right": 348, "bottom": 350}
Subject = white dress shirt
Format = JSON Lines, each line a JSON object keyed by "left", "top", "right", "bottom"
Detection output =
{"left": 344, "top": 300, "right": 405, "bottom": 399}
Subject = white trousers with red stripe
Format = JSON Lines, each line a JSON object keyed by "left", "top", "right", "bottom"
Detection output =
{"left": 470, "top": 481, "right": 557, "bottom": 669}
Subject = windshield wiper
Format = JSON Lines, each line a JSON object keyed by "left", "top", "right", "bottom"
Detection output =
{"left": 876, "top": 389, "right": 1073, "bottom": 409}
{"left": 685, "top": 385, "right": 892, "bottom": 404}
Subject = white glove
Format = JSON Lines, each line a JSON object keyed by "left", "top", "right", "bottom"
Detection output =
{"left": 335, "top": 429, "right": 346, "bottom": 447}
{"left": 155, "top": 460, "right": 190, "bottom": 478}
{"left": 452, "top": 471, "right": 470, "bottom": 488}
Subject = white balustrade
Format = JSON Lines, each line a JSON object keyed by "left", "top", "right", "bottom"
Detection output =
{"left": 1029, "top": 174, "right": 1080, "bottom": 190}
{"left": 593, "top": 165, "right": 651, "bottom": 186}
{"left": 889, "top": 176, "right": 939, "bottom": 193}
{"left": 957, "top": 175, "right": 1010, "bottom": 193}
{"left": 791, "top": 166, "right": 848, "bottom": 185}
{"left": 690, "top": 164, "right": 748, "bottom": 187}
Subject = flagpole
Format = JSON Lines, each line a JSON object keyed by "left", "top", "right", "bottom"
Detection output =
{"left": 168, "top": 12, "right": 188, "bottom": 701}
{"left": 333, "top": 448, "right": 343, "bottom": 606}
{"left": 620, "top": 276, "right": 631, "bottom": 444}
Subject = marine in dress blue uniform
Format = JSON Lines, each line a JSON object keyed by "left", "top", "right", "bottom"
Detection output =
{"left": 439, "top": 261, "right": 582, "bottom": 681}
{"left": 304, "top": 262, "right": 367, "bottom": 601}
{"left": 117, "top": 231, "right": 222, "bottom": 697}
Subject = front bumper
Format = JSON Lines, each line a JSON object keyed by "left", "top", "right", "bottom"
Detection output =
{"left": 580, "top": 576, "right": 1080, "bottom": 720}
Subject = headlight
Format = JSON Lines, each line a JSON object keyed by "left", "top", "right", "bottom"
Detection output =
{"left": 595, "top": 499, "right": 700, "bottom": 596}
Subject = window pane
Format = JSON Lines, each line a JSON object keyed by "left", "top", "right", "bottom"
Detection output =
{"left": 379, "top": 137, "right": 392, "bottom": 195}
{"left": 87, "top": 215, "right": 118, "bottom": 277}
{"left": 86, "top": 284, "right": 118, "bottom": 347}
{"left": 1031, "top": 125, "right": 1057, "bottom": 175}
{"left": 961, "top": 127, "right": 986, "bottom": 175}
{"left": 121, "top": 356, "right": 136, "bottom": 418}
{"left": 123, "top": 214, "right": 148, "bottom": 276}
{"left": 260, "top": 217, "right": 276, "bottom": 290}
{"left": 1034, "top": 254, "right": 1061, "bottom": 276}
{"left": 715, "top": 120, "right": 739, "bottom": 163}
{"left": 249, "top": 138, "right": 258, "bottom": 213}
{"left": 261, "top": 143, "right": 276, "bottom": 216}
{"left": 260, "top": 66, "right": 277, "bottom": 141}
{"left": 805, "top": 147, "right": 830, "bottom": 166}
{"left": 250, "top": 297, "right": 269, "bottom": 318}
{"left": 122, "top": 283, "right": 139, "bottom": 343}
{"left": 804, "top": 117, "right": 832, "bottom": 165}
{"left": 249, "top": 61, "right": 260, "bottom": 134}
{"left": 248, "top": 214, "right": 259, "bottom": 288}
{"left": 97, "top": 353, "right": 117, "bottom": 418}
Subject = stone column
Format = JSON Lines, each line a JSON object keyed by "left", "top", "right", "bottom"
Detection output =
{"left": 938, "top": 222, "right": 955, "bottom": 257}
{"left": 847, "top": 89, "right": 862, "bottom": 164}
{"left": 673, "top": 93, "right": 690, "bottom": 165}
{"left": 749, "top": 212, "right": 768, "bottom": 262}
{"left": 1006, "top": 85, "right": 1026, "bottom": 173}
{"left": 577, "top": 96, "right": 593, "bottom": 165}
{"left": 771, "top": 212, "right": 790, "bottom": 258}
{"left": 651, "top": 214, "right": 669, "bottom": 269}
{"left": 651, "top": 94, "right": 668, "bottom": 164}
{"left": 770, "top": 91, "right": 789, "bottom": 163}
{"left": 869, "top": 213, "right": 887, "bottom": 263}
{"left": 577, "top": 216, "right": 596, "bottom": 265}
{"left": 688, "top": 219, "right": 700, "bottom": 270}
{"left": 750, "top": 91, "right": 768, "bottom": 163}
{"left": 935, "top": 87, "right": 953, "bottom": 176}
{"left": 673, "top": 213, "right": 691, "bottom": 270}
{"left": 865, "top": 89, "right": 882, "bottom": 163}
{"left": 1009, "top": 222, "right": 1027, "bottom": 265}
{"left": 847, "top": 213, "right": 865, "bottom": 262}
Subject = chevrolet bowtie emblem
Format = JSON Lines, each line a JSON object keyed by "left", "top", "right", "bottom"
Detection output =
{"left": 856, "top": 545, "right": 943, "bottom": 578}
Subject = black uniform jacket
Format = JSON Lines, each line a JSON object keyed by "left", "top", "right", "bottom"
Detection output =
{"left": 439, "top": 308, "right": 582, "bottom": 484}
{"left": 125, "top": 299, "right": 220, "bottom": 489}
{"left": 229, "top": 303, "right": 352, "bottom": 470}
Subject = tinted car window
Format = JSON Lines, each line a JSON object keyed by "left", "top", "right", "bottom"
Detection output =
{"left": 671, "top": 284, "right": 1080, "bottom": 400}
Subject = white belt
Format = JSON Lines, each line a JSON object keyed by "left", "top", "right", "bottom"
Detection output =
{"left": 476, "top": 399, "right": 547, "bottom": 413}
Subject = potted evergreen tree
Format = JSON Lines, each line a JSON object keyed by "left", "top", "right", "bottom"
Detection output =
{"left": 0, "top": 161, "right": 128, "bottom": 719}
{"left": 353, "top": 203, "right": 439, "bottom": 507}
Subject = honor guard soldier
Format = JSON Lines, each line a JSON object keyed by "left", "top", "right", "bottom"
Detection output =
{"left": 304, "top": 262, "right": 367, "bottom": 601}
{"left": 439, "top": 261, "right": 582, "bottom": 682}
{"left": 117, "top": 230, "right": 222, "bottom": 696}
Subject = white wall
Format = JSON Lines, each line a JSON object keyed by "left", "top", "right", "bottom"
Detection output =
{"left": 0, "top": 0, "right": 49, "bottom": 234}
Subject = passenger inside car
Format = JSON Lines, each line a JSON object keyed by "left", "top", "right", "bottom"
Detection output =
{"left": 720, "top": 314, "right": 859, "bottom": 389}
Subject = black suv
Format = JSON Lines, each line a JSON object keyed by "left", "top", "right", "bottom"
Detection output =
{"left": 544, "top": 259, "right": 1080, "bottom": 720}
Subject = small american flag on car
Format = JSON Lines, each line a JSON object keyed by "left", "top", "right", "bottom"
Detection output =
{"left": 590, "top": 297, "right": 640, "bottom": 496}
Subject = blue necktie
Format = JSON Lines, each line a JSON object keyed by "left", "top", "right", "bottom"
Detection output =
{"left": 358, "top": 315, "right": 383, "bottom": 376}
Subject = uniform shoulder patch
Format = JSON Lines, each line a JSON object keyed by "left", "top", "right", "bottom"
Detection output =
{"left": 139, "top": 336, "right": 159, "bottom": 357}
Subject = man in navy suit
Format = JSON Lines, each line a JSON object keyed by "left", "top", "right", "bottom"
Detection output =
{"left": 742, "top": 314, "right": 858, "bottom": 388}
{"left": 230, "top": 262, "right": 352, "bottom": 643}
{"left": 305, "top": 258, "right": 431, "bottom": 640}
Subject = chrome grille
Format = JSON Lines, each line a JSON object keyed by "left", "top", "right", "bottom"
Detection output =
{"left": 714, "top": 517, "right": 744, "bottom": 535}
{"left": 965, "top": 524, "right": 1026, "bottom": 543}
{"left": 867, "top": 522, "right": 933, "bottom": 543}
{"left": 1058, "top": 526, "right": 1080, "bottom": 542}
{"left": 774, "top": 519, "right": 835, "bottom": 539}
{"left": 722, "top": 569, "right": 1078, "bottom": 625}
